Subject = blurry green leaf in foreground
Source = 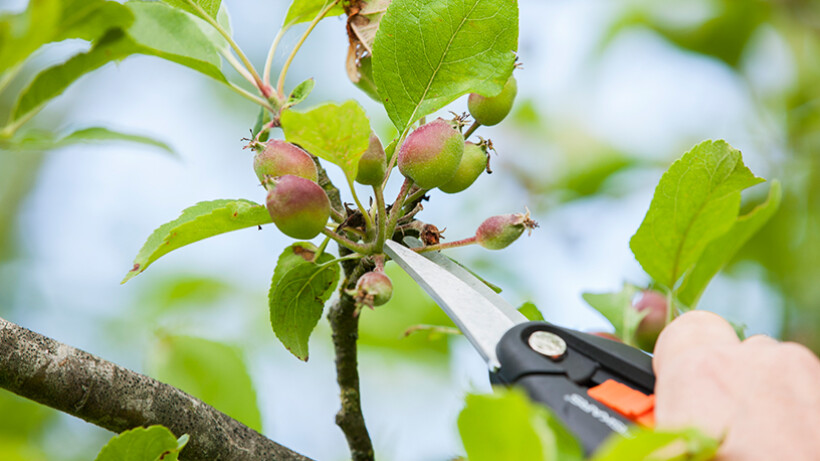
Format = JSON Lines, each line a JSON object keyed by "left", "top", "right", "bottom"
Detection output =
{"left": 459, "top": 388, "right": 583, "bottom": 461}
{"left": 148, "top": 336, "right": 262, "bottom": 431}
{"left": 359, "top": 264, "right": 454, "bottom": 355}
{"left": 281, "top": 101, "right": 371, "bottom": 182}
{"left": 269, "top": 244, "right": 340, "bottom": 361}
{"left": 122, "top": 199, "right": 271, "bottom": 283}
{"left": 6, "top": 2, "right": 227, "bottom": 130}
{"left": 591, "top": 427, "right": 718, "bottom": 461}
{"left": 583, "top": 283, "right": 644, "bottom": 346}
{"left": 283, "top": 0, "right": 345, "bottom": 27}
{"left": 161, "top": 0, "right": 222, "bottom": 21}
{"left": 138, "top": 274, "right": 232, "bottom": 315}
{"left": 0, "top": 436, "right": 47, "bottom": 461}
{"left": 94, "top": 425, "right": 188, "bottom": 461}
{"left": 518, "top": 302, "right": 545, "bottom": 321}
{"left": 677, "top": 181, "right": 782, "bottom": 308}
{"left": 2, "top": 127, "right": 173, "bottom": 154}
{"left": 0, "top": 0, "right": 134, "bottom": 73}
{"left": 630, "top": 140, "right": 764, "bottom": 289}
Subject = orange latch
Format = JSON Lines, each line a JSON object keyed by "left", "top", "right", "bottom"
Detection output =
{"left": 587, "top": 379, "right": 655, "bottom": 428}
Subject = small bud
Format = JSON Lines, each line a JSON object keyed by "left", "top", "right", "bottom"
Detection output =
{"left": 634, "top": 290, "right": 668, "bottom": 351}
{"left": 468, "top": 75, "right": 517, "bottom": 126}
{"left": 475, "top": 211, "right": 538, "bottom": 250}
{"left": 254, "top": 140, "right": 318, "bottom": 185}
{"left": 265, "top": 175, "right": 330, "bottom": 239}
{"left": 398, "top": 118, "right": 464, "bottom": 189}
{"left": 354, "top": 271, "right": 393, "bottom": 308}
{"left": 355, "top": 133, "right": 387, "bottom": 186}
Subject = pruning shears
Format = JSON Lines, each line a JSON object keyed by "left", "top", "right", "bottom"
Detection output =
{"left": 383, "top": 239, "right": 657, "bottom": 455}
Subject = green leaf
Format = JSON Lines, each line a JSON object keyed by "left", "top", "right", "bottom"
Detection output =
{"left": 280, "top": 100, "right": 372, "bottom": 182}
{"left": 591, "top": 428, "right": 718, "bottom": 461}
{"left": 677, "top": 180, "right": 782, "bottom": 308}
{"left": 458, "top": 388, "right": 583, "bottom": 461}
{"left": 10, "top": 29, "right": 134, "bottom": 124}
{"left": 147, "top": 335, "right": 262, "bottom": 431}
{"left": 0, "top": 0, "right": 134, "bottom": 73}
{"left": 161, "top": 0, "right": 221, "bottom": 21}
{"left": 629, "top": 140, "right": 764, "bottom": 289}
{"left": 269, "top": 246, "right": 340, "bottom": 360}
{"left": 251, "top": 106, "right": 272, "bottom": 143}
{"left": 8, "top": 3, "right": 227, "bottom": 126}
{"left": 124, "top": 1, "right": 227, "bottom": 82}
{"left": 582, "top": 283, "right": 644, "bottom": 345}
{"left": 122, "top": 199, "right": 271, "bottom": 283}
{"left": 2, "top": 127, "right": 173, "bottom": 154}
{"left": 283, "top": 0, "right": 345, "bottom": 27}
{"left": 94, "top": 426, "right": 188, "bottom": 461}
{"left": 517, "top": 302, "right": 544, "bottom": 322}
{"left": 372, "top": 0, "right": 519, "bottom": 130}
{"left": 287, "top": 78, "right": 315, "bottom": 107}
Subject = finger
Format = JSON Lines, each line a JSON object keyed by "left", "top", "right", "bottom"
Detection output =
{"left": 653, "top": 310, "right": 740, "bottom": 375}
{"left": 742, "top": 334, "right": 779, "bottom": 349}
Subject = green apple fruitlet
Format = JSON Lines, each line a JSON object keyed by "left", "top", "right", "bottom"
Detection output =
{"left": 475, "top": 212, "right": 537, "bottom": 250}
{"left": 468, "top": 75, "right": 517, "bottom": 126}
{"left": 265, "top": 175, "right": 330, "bottom": 239}
{"left": 634, "top": 290, "right": 669, "bottom": 351}
{"left": 254, "top": 140, "right": 318, "bottom": 185}
{"left": 354, "top": 271, "right": 393, "bottom": 308}
{"left": 439, "top": 141, "right": 488, "bottom": 194}
{"left": 355, "top": 133, "right": 387, "bottom": 186}
{"left": 398, "top": 118, "right": 464, "bottom": 189}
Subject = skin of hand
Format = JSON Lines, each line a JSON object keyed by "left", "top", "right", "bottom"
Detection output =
{"left": 652, "top": 311, "right": 820, "bottom": 461}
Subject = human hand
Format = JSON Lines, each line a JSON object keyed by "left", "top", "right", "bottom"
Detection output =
{"left": 653, "top": 311, "right": 820, "bottom": 461}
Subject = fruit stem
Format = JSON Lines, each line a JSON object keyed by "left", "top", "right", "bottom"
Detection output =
{"left": 315, "top": 235, "right": 331, "bottom": 260}
{"left": 384, "top": 178, "right": 413, "bottom": 242}
{"left": 414, "top": 236, "right": 478, "bottom": 253}
{"left": 347, "top": 178, "right": 375, "bottom": 234}
{"left": 380, "top": 126, "right": 411, "bottom": 187}
{"left": 263, "top": 26, "right": 289, "bottom": 87}
{"left": 321, "top": 228, "right": 372, "bottom": 255}
{"left": 373, "top": 185, "right": 387, "bottom": 253}
{"left": 463, "top": 121, "right": 480, "bottom": 139}
{"left": 319, "top": 253, "right": 364, "bottom": 267}
{"left": 184, "top": 0, "right": 271, "bottom": 99}
{"left": 276, "top": 0, "right": 340, "bottom": 98}
{"left": 228, "top": 82, "right": 276, "bottom": 112}
{"left": 402, "top": 186, "right": 428, "bottom": 213}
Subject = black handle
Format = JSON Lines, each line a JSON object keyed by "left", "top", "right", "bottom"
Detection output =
{"left": 491, "top": 322, "right": 656, "bottom": 455}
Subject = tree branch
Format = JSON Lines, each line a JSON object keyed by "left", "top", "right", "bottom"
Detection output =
{"left": 0, "top": 316, "right": 312, "bottom": 461}
{"left": 327, "top": 258, "right": 374, "bottom": 461}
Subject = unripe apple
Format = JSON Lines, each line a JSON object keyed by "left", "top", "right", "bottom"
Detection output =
{"left": 475, "top": 212, "right": 537, "bottom": 250}
{"left": 398, "top": 118, "right": 464, "bottom": 189}
{"left": 634, "top": 290, "right": 668, "bottom": 351}
{"left": 354, "top": 271, "right": 393, "bottom": 308}
{"left": 439, "top": 141, "right": 488, "bottom": 194}
{"left": 254, "top": 140, "right": 318, "bottom": 184}
{"left": 355, "top": 133, "right": 387, "bottom": 186}
{"left": 265, "top": 175, "right": 330, "bottom": 239}
{"left": 468, "top": 75, "right": 517, "bottom": 126}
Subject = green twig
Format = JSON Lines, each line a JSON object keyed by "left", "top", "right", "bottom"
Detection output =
{"left": 384, "top": 178, "right": 413, "bottom": 241}
{"left": 348, "top": 178, "right": 375, "bottom": 234}
{"left": 373, "top": 185, "right": 387, "bottom": 253}
{"left": 263, "top": 26, "right": 289, "bottom": 86}
{"left": 321, "top": 228, "right": 372, "bottom": 254}
{"left": 276, "top": 0, "right": 340, "bottom": 97}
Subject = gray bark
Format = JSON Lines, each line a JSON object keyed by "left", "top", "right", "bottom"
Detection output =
{"left": 0, "top": 316, "right": 312, "bottom": 461}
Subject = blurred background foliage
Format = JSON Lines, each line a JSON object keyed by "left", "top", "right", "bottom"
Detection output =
{"left": 0, "top": 0, "right": 819, "bottom": 459}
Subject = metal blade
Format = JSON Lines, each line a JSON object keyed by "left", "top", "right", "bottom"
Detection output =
{"left": 384, "top": 240, "right": 527, "bottom": 370}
